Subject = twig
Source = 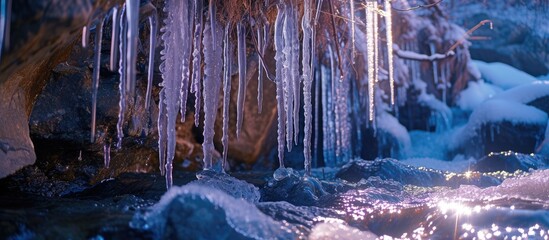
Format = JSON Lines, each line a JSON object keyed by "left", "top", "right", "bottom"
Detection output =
{"left": 446, "top": 19, "right": 493, "bottom": 53}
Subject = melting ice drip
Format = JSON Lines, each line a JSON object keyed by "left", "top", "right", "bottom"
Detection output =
{"left": 83, "top": 0, "right": 402, "bottom": 189}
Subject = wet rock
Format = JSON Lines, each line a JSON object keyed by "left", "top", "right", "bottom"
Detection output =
{"left": 261, "top": 168, "right": 328, "bottom": 206}
{"left": 335, "top": 159, "right": 500, "bottom": 188}
{"left": 472, "top": 152, "right": 549, "bottom": 173}
{"left": 336, "top": 159, "right": 446, "bottom": 187}
{"left": 460, "top": 121, "right": 546, "bottom": 158}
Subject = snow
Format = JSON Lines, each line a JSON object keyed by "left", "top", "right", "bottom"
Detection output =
{"left": 377, "top": 112, "right": 411, "bottom": 153}
{"left": 456, "top": 80, "right": 502, "bottom": 111}
{"left": 493, "top": 80, "right": 549, "bottom": 104}
{"left": 473, "top": 60, "right": 538, "bottom": 90}
{"left": 309, "top": 222, "right": 377, "bottom": 240}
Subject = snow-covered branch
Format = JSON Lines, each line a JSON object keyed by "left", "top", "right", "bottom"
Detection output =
{"left": 393, "top": 44, "right": 454, "bottom": 62}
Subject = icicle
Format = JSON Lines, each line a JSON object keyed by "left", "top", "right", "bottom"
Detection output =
{"left": 366, "top": 2, "right": 376, "bottom": 123}
{"left": 157, "top": 89, "right": 167, "bottom": 176}
{"left": 82, "top": 23, "right": 91, "bottom": 48}
{"left": 192, "top": 0, "right": 204, "bottom": 127}
{"left": 125, "top": 0, "right": 139, "bottom": 98}
{"left": 274, "top": 3, "right": 286, "bottom": 168}
{"left": 116, "top": 6, "right": 127, "bottom": 150}
{"left": 109, "top": 6, "right": 120, "bottom": 71}
{"left": 90, "top": 17, "right": 105, "bottom": 143}
{"left": 257, "top": 26, "right": 264, "bottom": 114}
{"left": 202, "top": 19, "right": 223, "bottom": 170}
{"left": 302, "top": 0, "right": 313, "bottom": 175}
{"left": 282, "top": 5, "right": 294, "bottom": 150}
{"left": 290, "top": 6, "right": 300, "bottom": 146}
{"left": 0, "top": 0, "right": 11, "bottom": 62}
{"left": 373, "top": 2, "right": 379, "bottom": 84}
{"left": 178, "top": 2, "right": 194, "bottom": 122}
{"left": 429, "top": 42, "right": 439, "bottom": 98}
{"left": 385, "top": 0, "right": 395, "bottom": 106}
{"left": 159, "top": 0, "right": 190, "bottom": 188}
{"left": 145, "top": 5, "right": 158, "bottom": 110}
{"left": 221, "top": 24, "right": 231, "bottom": 172}
{"left": 350, "top": 0, "right": 356, "bottom": 64}
{"left": 103, "top": 142, "right": 111, "bottom": 168}
{"left": 236, "top": 21, "right": 247, "bottom": 138}
{"left": 313, "top": 66, "right": 320, "bottom": 168}
{"left": 208, "top": 0, "right": 216, "bottom": 51}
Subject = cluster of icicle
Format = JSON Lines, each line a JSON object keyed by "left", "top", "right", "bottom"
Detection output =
{"left": 82, "top": 0, "right": 157, "bottom": 171}
{"left": 83, "top": 0, "right": 402, "bottom": 189}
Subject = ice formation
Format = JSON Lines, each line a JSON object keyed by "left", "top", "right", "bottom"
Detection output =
{"left": 81, "top": 0, "right": 483, "bottom": 188}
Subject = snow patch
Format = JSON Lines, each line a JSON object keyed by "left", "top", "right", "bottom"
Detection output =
{"left": 456, "top": 80, "right": 502, "bottom": 111}
{"left": 473, "top": 60, "right": 537, "bottom": 90}
{"left": 494, "top": 80, "right": 549, "bottom": 104}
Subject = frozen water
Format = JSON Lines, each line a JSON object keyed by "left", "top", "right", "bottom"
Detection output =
{"left": 193, "top": 170, "right": 260, "bottom": 203}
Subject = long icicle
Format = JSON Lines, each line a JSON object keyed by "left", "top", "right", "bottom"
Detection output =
{"left": 290, "top": 4, "right": 300, "bottom": 146}
{"left": 221, "top": 24, "right": 231, "bottom": 172}
{"left": 90, "top": 17, "right": 105, "bottom": 142}
{"left": 145, "top": 5, "right": 158, "bottom": 110}
{"left": 0, "top": 0, "right": 11, "bottom": 62}
{"left": 236, "top": 21, "right": 247, "bottom": 138}
{"left": 302, "top": 0, "right": 313, "bottom": 175}
{"left": 202, "top": 19, "right": 223, "bottom": 170}
{"left": 350, "top": 0, "right": 356, "bottom": 64}
{"left": 282, "top": 4, "right": 294, "bottom": 151}
{"left": 257, "top": 26, "right": 264, "bottom": 114}
{"left": 125, "top": 0, "right": 139, "bottom": 98}
{"left": 274, "top": 3, "right": 286, "bottom": 168}
{"left": 366, "top": 1, "right": 376, "bottom": 123}
{"left": 385, "top": 0, "right": 395, "bottom": 106}
{"left": 192, "top": 0, "right": 204, "bottom": 126}
{"left": 179, "top": 2, "right": 194, "bottom": 122}
{"left": 109, "top": 6, "right": 120, "bottom": 71}
{"left": 160, "top": 0, "right": 187, "bottom": 188}
{"left": 116, "top": 5, "right": 127, "bottom": 149}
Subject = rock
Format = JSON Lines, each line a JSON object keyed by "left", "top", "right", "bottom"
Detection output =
{"left": 131, "top": 184, "right": 294, "bottom": 239}
{"left": 448, "top": 2, "right": 549, "bottom": 76}
{"left": 261, "top": 168, "right": 328, "bottom": 206}
{"left": 450, "top": 100, "right": 548, "bottom": 158}
{"left": 335, "top": 159, "right": 446, "bottom": 187}
{"left": 472, "top": 152, "right": 549, "bottom": 173}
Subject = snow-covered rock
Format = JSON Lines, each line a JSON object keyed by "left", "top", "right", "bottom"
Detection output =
{"left": 473, "top": 60, "right": 537, "bottom": 90}
{"left": 451, "top": 99, "right": 547, "bottom": 157}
